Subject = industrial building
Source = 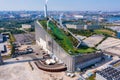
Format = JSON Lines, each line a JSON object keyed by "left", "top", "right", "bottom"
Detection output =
{"left": 22, "top": 24, "right": 31, "bottom": 29}
{"left": 66, "top": 24, "right": 86, "bottom": 30}
{"left": 35, "top": 20, "right": 104, "bottom": 72}
{"left": 66, "top": 24, "right": 101, "bottom": 30}
{"left": 96, "top": 67, "right": 120, "bottom": 80}
{"left": 96, "top": 60, "right": 120, "bottom": 80}
{"left": 97, "top": 37, "right": 120, "bottom": 56}
{"left": 83, "top": 35, "right": 105, "bottom": 47}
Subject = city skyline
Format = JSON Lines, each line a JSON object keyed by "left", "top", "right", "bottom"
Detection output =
{"left": 0, "top": 0, "right": 120, "bottom": 11}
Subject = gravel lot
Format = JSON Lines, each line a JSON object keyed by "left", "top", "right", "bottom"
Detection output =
{"left": 0, "top": 45, "right": 79, "bottom": 80}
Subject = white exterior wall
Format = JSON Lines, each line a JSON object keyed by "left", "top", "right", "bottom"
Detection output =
{"left": 84, "top": 25, "right": 88, "bottom": 30}
{"left": 36, "top": 38, "right": 51, "bottom": 55}
{"left": 22, "top": 24, "right": 31, "bottom": 29}
{"left": 66, "top": 24, "right": 86, "bottom": 30}
{"left": 66, "top": 24, "right": 101, "bottom": 30}
{"left": 66, "top": 24, "right": 77, "bottom": 29}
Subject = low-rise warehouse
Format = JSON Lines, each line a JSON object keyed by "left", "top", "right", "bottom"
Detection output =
{"left": 96, "top": 60, "right": 120, "bottom": 80}
{"left": 97, "top": 37, "right": 120, "bottom": 56}
{"left": 83, "top": 35, "right": 104, "bottom": 47}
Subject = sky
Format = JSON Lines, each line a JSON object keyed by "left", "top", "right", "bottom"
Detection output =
{"left": 0, "top": 0, "right": 120, "bottom": 11}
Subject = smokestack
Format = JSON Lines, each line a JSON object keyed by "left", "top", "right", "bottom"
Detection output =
{"left": 44, "top": 0, "right": 48, "bottom": 18}
{"left": 59, "top": 13, "right": 64, "bottom": 28}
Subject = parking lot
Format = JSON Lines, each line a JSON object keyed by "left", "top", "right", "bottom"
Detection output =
{"left": 0, "top": 44, "right": 80, "bottom": 80}
{"left": 14, "top": 33, "right": 35, "bottom": 45}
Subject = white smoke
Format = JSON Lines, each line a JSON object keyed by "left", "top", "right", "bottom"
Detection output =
{"left": 59, "top": 13, "right": 64, "bottom": 28}
{"left": 46, "top": 0, "right": 48, "bottom": 4}
{"left": 44, "top": 0, "right": 48, "bottom": 18}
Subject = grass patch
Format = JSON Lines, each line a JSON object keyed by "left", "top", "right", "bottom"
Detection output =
{"left": 69, "top": 28, "right": 116, "bottom": 37}
{"left": 39, "top": 20, "right": 47, "bottom": 29}
{"left": 69, "top": 29, "right": 94, "bottom": 37}
{"left": 48, "top": 21, "right": 74, "bottom": 52}
{"left": 9, "top": 33, "right": 16, "bottom": 43}
{"left": 87, "top": 74, "right": 96, "bottom": 80}
{"left": 94, "top": 29, "right": 116, "bottom": 37}
{"left": 2, "top": 55, "right": 11, "bottom": 60}
{"left": 76, "top": 48, "right": 95, "bottom": 53}
{"left": 9, "top": 33, "right": 16, "bottom": 55}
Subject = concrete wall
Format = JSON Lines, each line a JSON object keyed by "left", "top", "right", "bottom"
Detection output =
{"left": 75, "top": 52, "right": 103, "bottom": 71}
{"left": 35, "top": 21, "right": 75, "bottom": 72}
{"left": 0, "top": 53, "right": 3, "bottom": 65}
{"left": 76, "top": 57, "right": 102, "bottom": 70}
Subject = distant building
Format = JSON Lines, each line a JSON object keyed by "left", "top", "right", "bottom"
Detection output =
{"left": 66, "top": 24, "right": 101, "bottom": 30}
{"left": 105, "top": 26, "right": 120, "bottom": 32}
{"left": 22, "top": 24, "right": 31, "bottom": 29}
{"left": 73, "top": 15, "right": 84, "bottom": 19}
{"left": 0, "top": 34, "right": 3, "bottom": 43}
{"left": 117, "top": 31, "right": 120, "bottom": 38}
{"left": 66, "top": 24, "right": 85, "bottom": 29}
{"left": 20, "top": 14, "right": 30, "bottom": 18}
{"left": 0, "top": 44, "right": 6, "bottom": 53}
{"left": 112, "top": 22, "right": 120, "bottom": 25}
